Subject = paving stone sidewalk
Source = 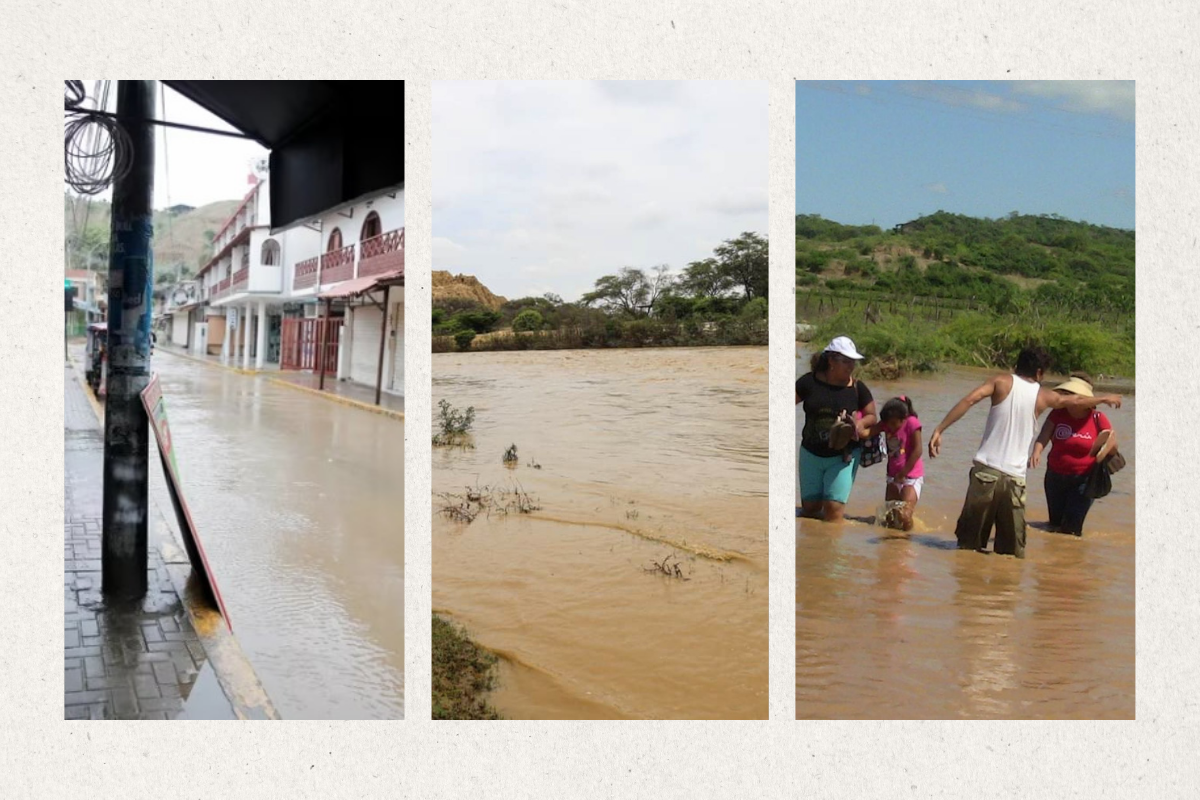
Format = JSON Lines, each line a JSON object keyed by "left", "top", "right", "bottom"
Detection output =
{"left": 65, "top": 363, "right": 208, "bottom": 720}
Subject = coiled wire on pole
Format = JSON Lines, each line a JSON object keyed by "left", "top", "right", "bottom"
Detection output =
{"left": 64, "top": 80, "right": 133, "bottom": 195}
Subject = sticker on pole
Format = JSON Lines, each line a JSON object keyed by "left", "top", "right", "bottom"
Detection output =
{"left": 141, "top": 374, "right": 232, "bottom": 630}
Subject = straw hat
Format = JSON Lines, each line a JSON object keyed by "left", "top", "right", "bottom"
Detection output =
{"left": 1054, "top": 376, "right": 1094, "bottom": 397}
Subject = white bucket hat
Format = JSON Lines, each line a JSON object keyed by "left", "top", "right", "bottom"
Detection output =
{"left": 824, "top": 336, "right": 864, "bottom": 360}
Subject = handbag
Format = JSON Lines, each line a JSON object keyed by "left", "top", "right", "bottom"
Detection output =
{"left": 859, "top": 431, "right": 887, "bottom": 468}
{"left": 1083, "top": 450, "right": 1125, "bottom": 500}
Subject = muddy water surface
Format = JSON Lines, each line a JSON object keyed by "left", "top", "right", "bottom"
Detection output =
{"left": 150, "top": 354, "right": 404, "bottom": 719}
{"left": 433, "top": 347, "right": 768, "bottom": 719}
{"left": 796, "top": 346, "right": 1135, "bottom": 719}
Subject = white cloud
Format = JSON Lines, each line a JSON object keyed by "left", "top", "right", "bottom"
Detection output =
{"left": 1009, "top": 80, "right": 1135, "bottom": 122}
{"left": 432, "top": 237, "right": 467, "bottom": 264}
{"left": 710, "top": 193, "right": 770, "bottom": 215}
{"left": 432, "top": 81, "right": 769, "bottom": 301}
{"left": 898, "top": 82, "right": 1025, "bottom": 114}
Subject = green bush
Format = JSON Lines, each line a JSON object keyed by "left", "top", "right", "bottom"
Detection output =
{"left": 740, "top": 297, "right": 769, "bottom": 321}
{"left": 454, "top": 329, "right": 476, "bottom": 351}
{"left": 512, "top": 309, "right": 544, "bottom": 332}
{"left": 452, "top": 310, "right": 502, "bottom": 334}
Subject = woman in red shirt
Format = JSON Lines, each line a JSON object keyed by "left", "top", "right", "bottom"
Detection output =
{"left": 1029, "top": 372, "right": 1118, "bottom": 536}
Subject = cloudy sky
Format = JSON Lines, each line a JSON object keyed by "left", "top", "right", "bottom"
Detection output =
{"left": 796, "top": 80, "right": 1135, "bottom": 229}
{"left": 433, "top": 81, "right": 769, "bottom": 302}
{"left": 72, "top": 81, "right": 268, "bottom": 210}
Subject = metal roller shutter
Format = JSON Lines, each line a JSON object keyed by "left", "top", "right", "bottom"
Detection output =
{"left": 349, "top": 304, "right": 383, "bottom": 387}
{"left": 171, "top": 313, "right": 190, "bottom": 347}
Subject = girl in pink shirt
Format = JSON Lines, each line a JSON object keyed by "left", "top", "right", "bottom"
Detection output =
{"left": 868, "top": 396, "right": 924, "bottom": 531}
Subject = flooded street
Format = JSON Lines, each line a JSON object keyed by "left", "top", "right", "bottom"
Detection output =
{"left": 795, "top": 345, "right": 1135, "bottom": 719}
{"left": 149, "top": 353, "right": 404, "bottom": 719}
{"left": 433, "top": 347, "right": 768, "bottom": 719}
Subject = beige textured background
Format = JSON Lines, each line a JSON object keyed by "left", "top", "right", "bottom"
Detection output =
{"left": 2, "top": 0, "right": 1193, "bottom": 795}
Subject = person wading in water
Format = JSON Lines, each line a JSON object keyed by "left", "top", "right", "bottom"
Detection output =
{"left": 926, "top": 347, "right": 1122, "bottom": 558}
{"left": 795, "top": 336, "right": 878, "bottom": 523}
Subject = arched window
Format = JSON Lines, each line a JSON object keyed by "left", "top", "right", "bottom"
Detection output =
{"left": 327, "top": 228, "right": 343, "bottom": 252}
{"left": 261, "top": 239, "right": 280, "bottom": 266}
{"left": 361, "top": 211, "right": 382, "bottom": 241}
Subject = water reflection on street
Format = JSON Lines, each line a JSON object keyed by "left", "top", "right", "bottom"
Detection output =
{"left": 150, "top": 354, "right": 404, "bottom": 719}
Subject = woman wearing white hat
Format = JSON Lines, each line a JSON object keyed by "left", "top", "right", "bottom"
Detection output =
{"left": 795, "top": 336, "right": 878, "bottom": 522}
{"left": 1028, "top": 372, "right": 1118, "bottom": 536}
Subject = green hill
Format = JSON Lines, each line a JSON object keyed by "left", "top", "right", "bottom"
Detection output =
{"left": 65, "top": 194, "right": 241, "bottom": 283}
{"left": 796, "top": 212, "right": 1135, "bottom": 377}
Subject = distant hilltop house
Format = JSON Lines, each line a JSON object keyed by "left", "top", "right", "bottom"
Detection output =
{"left": 65, "top": 268, "right": 106, "bottom": 335}
{"left": 164, "top": 203, "right": 195, "bottom": 216}
{"left": 158, "top": 173, "right": 406, "bottom": 398}
{"left": 893, "top": 219, "right": 925, "bottom": 235}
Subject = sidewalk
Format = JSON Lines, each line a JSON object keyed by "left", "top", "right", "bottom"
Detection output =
{"left": 64, "top": 362, "right": 230, "bottom": 720}
{"left": 155, "top": 342, "right": 281, "bottom": 375}
{"left": 157, "top": 343, "right": 405, "bottom": 418}
{"left": 270, "top": 371, "right": 406, "bottom": 416}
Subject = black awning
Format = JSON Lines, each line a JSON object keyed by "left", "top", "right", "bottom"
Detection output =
{"left": 163, "top": 81, "right": 404, "bottom": 231}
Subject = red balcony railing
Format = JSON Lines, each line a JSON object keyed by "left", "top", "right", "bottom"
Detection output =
{"left": 358, "top": 228, "right": 405, "bottom": 278}
{"left": 320, "top": 244, "right": 355, "bottom": 285}
{"left": 214, "top": 277, "right": 231, "bottom": 299}
{"left": 293, "top": 257, "right": 319, "bottom": 290}
{"left": 232, "top": 267, "right": 249, "bottom": 290}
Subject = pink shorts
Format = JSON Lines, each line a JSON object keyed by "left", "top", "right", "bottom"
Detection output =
{"left": 888, "top": 475, "right": 924, "bottom": 500}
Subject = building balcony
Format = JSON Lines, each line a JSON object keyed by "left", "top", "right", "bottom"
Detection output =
{"left": 320, "top": 244, "right": 355, "bottom": 285}
{"left": 294, "top": 257, "right": 319, "bottom": 290}
{"left": 358, "top": 228, "right": 405, "bottom": 278}
{"left": 232, "top": 267, "right": 249, "bottom": 291}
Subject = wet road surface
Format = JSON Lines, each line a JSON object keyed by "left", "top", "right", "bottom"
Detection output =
{"left": 150, "top": 352, "right": 404, "bottom": 719}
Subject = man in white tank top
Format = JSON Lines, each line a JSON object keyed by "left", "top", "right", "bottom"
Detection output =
{"left": 927, "top": 347, "right": 1122, "bottom": 558}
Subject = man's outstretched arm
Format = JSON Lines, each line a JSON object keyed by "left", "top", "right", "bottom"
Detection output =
{"left": 929, "top": 377, "right": 997, "bottom": 458}
{"left": 1039, "top": 387, "right": 1122, "bottom": 414}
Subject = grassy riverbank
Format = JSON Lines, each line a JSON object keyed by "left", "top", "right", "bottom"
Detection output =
{"left": 432, "top": 614, "right": 502, "bottom": 720}
{"left": 433, "top": 317, "right": 768, "bottom": 352}
{"left": 802, "top": 308, "right": 1134, "bottom": 380}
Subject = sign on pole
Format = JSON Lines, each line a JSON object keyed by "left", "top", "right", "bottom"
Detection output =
{"left": 140, "top": 374, "right": 232, "bottom": 629}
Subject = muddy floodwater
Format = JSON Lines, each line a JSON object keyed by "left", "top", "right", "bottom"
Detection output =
{"left": 795, "top": 345, "right": 1135, "bottom": 719}
{"left": 433, "top": 347, "right": 768, "bottom": 719}
{"left": 149, "top": 354, "right": 404, "bottom": 719}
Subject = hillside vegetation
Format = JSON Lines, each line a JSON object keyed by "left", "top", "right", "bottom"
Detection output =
{"left": 65, "top": 193, "right": 240, "bottom": 283}
{"left": 433, "top": 232, "right": 768, "bottom": 352}
{"left": 796, "top": 212, "right": 1135, "bottom": 378}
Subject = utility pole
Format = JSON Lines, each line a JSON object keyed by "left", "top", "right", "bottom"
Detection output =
{"left": 102, "top": 80, "right": 156, "bottom": 601}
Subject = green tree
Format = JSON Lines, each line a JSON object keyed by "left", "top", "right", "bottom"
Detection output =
{"left": 452, "top": 309, "right": 501, "bottom": 333}
{"left": 582, "top": 265, "right": 674, "bottom": 317}
{"left": 512, "top": 309, "right": 544, "bottom": 332}
{"left": 715, "top": 232, "right": 769, "bottom": 300}
{"left": 679, "top": 257, "right": 732, "bottom": 298}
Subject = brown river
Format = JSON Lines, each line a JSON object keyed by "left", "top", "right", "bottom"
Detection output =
{"left": 433, "top": 347, "right": 768, "bottom": 719}
{"left": 795, "top": 345, "right": 1135, "bottom": 719}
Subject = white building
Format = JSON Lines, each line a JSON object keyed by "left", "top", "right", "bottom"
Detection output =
{"left": 290, "top": 190, "right": 406, "bottom": 398}
{"left": 198, "top": 176, "right": 321, "bottom": 369}
{"left": 189, "top": 175, "right": 405, "bottom": 399}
